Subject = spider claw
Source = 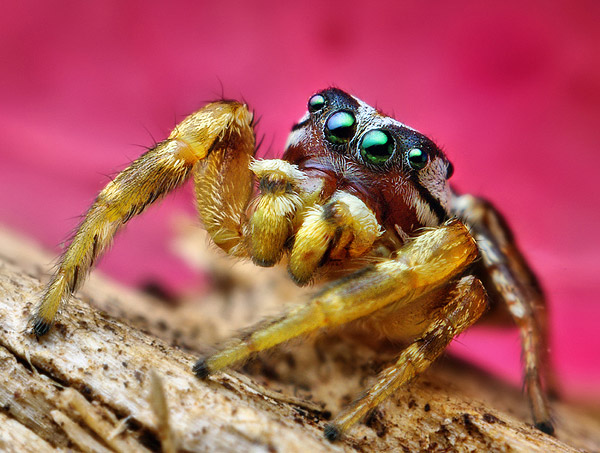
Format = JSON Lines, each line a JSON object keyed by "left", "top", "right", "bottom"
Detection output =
{"left": 324, "top": 424, "right": 342, "bottom": 442}
{"left": 32, "top": 318, "right": 52, "bottom": 337}
{"left": 535, "top": 420, "right": 555, "bottom": 436}
{"left": 192, "top": 358, "right": 211, "bottom": 379}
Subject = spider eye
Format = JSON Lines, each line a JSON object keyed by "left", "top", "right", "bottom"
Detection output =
{"left": 359, "top": 129, "right": 395, "bottom": 165}
{"left": 446, "top": 161, "right": 454, "bottom": 179}
{"left": 325, "top": 111, "right": 356, "bottom": 144}
{"left": 407, "top": 148, "right": 428, "bottom": 170}
{"left": 308, "top": 94, "right": 326, "bottom": 112}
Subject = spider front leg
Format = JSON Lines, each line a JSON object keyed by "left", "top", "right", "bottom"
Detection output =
{"left": 288, "top": 190, "right": 383, "bottom": 285}
{"left": 325, "top": 274, "right": 488, "bottom": 441}
{"left": 193, "top": 219, "right": 479, "bottom": 388}
{"left": 31, "top": 101, "right": 255, "bottom": 336}
{"left": 452, "top": 193, "right": 554, "bottom": 434}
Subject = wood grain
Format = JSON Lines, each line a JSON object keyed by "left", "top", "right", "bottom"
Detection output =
{"left": 0, "top": 223, "right": 598, "bottom": 452}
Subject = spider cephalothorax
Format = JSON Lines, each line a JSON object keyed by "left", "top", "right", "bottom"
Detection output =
{"left": 285, "top": 88, "right": 453, "bottom": 237}
{"left": 32, "top": 88, "right": 553, "bottom": 440}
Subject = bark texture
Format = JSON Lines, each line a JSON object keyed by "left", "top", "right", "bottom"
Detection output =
{"left": 0, "top": 222, "right": 598, "bottom": 452}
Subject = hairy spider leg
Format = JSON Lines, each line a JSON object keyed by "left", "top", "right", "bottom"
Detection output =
{"left": 288, "top": 190, "right": 382, "bottom": 285}
{"left": 31, "top": 101, "right": 256, "bottom": 336}
{"left": 193, "top": 220, "right": 479, "bottom": 379}
{"left": 324, "top": 274, "right": 488, "bottom": 441}
{"left": 246, "top": 159, "right": 312, "bottom": 267}
{"left": 452, "top": 194, "right": 554, "bottom": 435}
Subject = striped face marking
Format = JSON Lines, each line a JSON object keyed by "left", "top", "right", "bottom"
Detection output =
{"left": 284, "top": 88, "right": 454, "bottom": 240}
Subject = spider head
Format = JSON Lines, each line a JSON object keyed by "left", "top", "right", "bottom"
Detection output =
{"left": 283, "top": 88, "right": 454, "bottom": 240}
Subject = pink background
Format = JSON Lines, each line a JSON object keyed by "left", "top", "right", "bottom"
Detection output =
{"left": 1, "top": 1, "right": 598, "bottom": 401}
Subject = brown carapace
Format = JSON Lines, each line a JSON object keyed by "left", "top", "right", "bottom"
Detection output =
{"left": 32, "top": 88, "right": 554, "bottom": 441}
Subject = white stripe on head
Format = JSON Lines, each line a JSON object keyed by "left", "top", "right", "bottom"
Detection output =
{"left": 404, "top": 184, "right": 440, "bottom": 227}
{"left": 353, "top": 96, "right": 417, "bottom": 131}
{"left": 285, "top": 127, "right": 305, "bottom": 150}
{"left": 285, "top": 111, "right": 310, "bottom": 149}
{"left": 417, "top": 156, "right": 451, "bottom": 212}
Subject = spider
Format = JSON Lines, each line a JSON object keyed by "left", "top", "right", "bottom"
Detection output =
{"left": 31, "top": 88, "right": 553, "bottom": 441}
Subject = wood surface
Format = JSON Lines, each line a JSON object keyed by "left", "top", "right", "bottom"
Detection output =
{"left": 0, "top": 222, "right": 598, "bottom": 452}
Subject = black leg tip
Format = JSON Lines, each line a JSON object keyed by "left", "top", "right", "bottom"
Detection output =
{"left": 287, "top": 268, "right": 311, "bottom": 287}
{"left": 192, "top": 359, "right": 211, "bottom": 380}
{"left": 32, "top": 319, "right": 52, "bottom": 337}
{"left": 252, "top": 257, "right": 276, "bottom": 268}
{"left": 535, "top": 420, "right": 555, "bottom": 436}
{"left": 324, "top": 424, "right": 341, "bottom": 443}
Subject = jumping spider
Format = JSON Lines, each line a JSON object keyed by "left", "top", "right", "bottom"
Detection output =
{"left": 32, "top": 88, "right": 553, "bottom": 441}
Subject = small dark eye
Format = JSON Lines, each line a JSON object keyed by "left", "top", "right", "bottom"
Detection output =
{"left": 308, "top": 94, "right": 326, "bottom": 112}
{"left": 407, "top": 148, "right": 428, "bottom": 169}
{"left": 359, "top": 129, "right": 395, "bottom": 165}
{"left": 446, "top": 161, "right": 454, "bottom": 179}
{"left": 325, "top": 111, "right": 356, "bottom": 144}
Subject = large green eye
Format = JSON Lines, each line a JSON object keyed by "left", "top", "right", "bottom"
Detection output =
{"left": 308, "top": 94, "right": 326, "bottom": 112}
{"left": 407, "top": 148, "right": 428, "bottom": 169}
{"left": 359, "top": 129, "right": 395, "bottom": 165}
{"left": 325, "top": 111, "right": 356, "bottom": 144}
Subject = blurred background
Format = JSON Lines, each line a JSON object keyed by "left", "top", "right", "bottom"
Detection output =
{"left": 1, "top": 1, "right": 598, "bottom": 402}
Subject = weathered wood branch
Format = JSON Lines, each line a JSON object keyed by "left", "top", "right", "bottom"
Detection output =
{"left": 0, "top": 223, "right": 598, "bottom": 452}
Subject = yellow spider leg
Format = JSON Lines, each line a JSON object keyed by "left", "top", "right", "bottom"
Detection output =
{"left": 247, "top": 159, "right": 309, "bottom": 266}
{"left": 324, "top": 275, "right": 488, "bottom": 441}
{"left": 192, "top": 104, "right": 255, "bottom": 256}
{"left": 193, "top": 219, "right": 478, "bottom": 378}
{"left": 288, "top": 191, "right": 382, "bottom": 285}
{"left": 32, "top": 101, "right": 254, "bottom": 336}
